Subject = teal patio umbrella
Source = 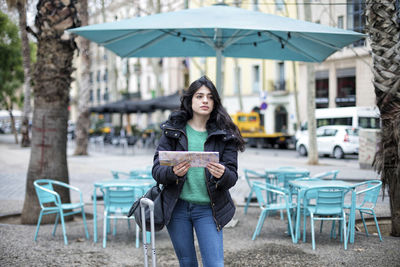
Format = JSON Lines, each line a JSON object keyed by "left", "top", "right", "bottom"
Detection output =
{"left": 69, "top": 4, "right": 365, "bottom": 93}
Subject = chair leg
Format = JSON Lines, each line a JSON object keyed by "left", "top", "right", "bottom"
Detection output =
{"left": 103, "top": 212, "right": 108, "bottom": 248}
{"left": 135, "top": 222, "right": 140, "bottom": 248}
{"left": 360, "top": 211, "right": 369, "bottom": 237}
{"left": 286, "top": 207, "right": 295, "bottom": 243}
{"left": 34, "top": 210, "right": 44, "bottom": 241}
{"left": 303, "top": 209, "right": 308, "bottom": 243}
{"left": 81, "top": 207, "right": 90, "bottom": 239}
{"left": 52, "top": 213, "right": 60, "bottom": 236}
{"left": 59, "top": 210, "right": 68, "bottom": 245}
{"left": 372, "top": 211, "right": 383, "bottom": 241}
{"left": 244, "top": 189, "right": 253, "bottom": 215}
{"left": 320, "top": 220, "right": 324, "bottom": 233}
{"left": 310, "top": 214, "right": 316, "bottom": 250}
{"left": 343, "top": 212, "right": 347, "bottom": 250}
{"left": 252, "top": 211, "right": 267, "bottom": 240}
{"left": 113, "top": 218, "right": 117, "bottom": 236}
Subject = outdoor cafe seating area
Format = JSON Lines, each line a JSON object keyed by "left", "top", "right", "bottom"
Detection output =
{"left": 243, "top": 167, "right": 383, "bottom": 250}
{"left": 33, "top": 165, "right": 383, "bottom": 251}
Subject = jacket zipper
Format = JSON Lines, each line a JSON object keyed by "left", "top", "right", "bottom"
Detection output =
{"left": 203, "top": 137, "right": 220, "bottom": 231}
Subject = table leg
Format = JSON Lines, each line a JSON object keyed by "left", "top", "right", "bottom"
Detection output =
{"left": 93, "top": 187, "right": 97, "bottom": 243}
{"left": 349, "top": 189, "right": 356, "bottom": 244}
{"left": 294, "top": 189, "right": 302, "bottom": 243}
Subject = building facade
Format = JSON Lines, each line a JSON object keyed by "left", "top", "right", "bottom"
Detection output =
{"left": 70, "top": 0, "right": 187, "bottom": 130}
{"left": 296, "top": 0, "right": 375, "bottom": 124}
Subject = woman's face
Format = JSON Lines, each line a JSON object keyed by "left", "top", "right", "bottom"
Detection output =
{"left": 191, "top": 85, "right": 214, "bottom": 118}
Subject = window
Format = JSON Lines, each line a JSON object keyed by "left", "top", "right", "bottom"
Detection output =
{"left": 336, "top": 68, "right": 356, "bottom": 107}
{"left": 275, "top": 62, "right": 285, "bottom": 91}
{"left": 103, "top": 87, "right": 109, "bottom": 101}
{"left": 89, "top": 72, "right": 93, "bottom": 84}
{"left": 252, "top": 65, "right": 260, "bottom": 93}
{"left": 276, "top": 0, "right": 284, "bottom": 12}
{"left": 346, "top": 128, "right": 359, "bottom": 136}
{"left": 359, "top": 117, "right": 380, "bottom": 129}
{"left": 252, "top": 0, "right": 259, "bottom": 11}
{"left": 324, "top": 129, "right": 337, "bottom": 137}
{"left": 315, "top": 71, "right": 329, "bottom": 108}
{"left": 233, "top": 66, "right": 241, "bottom": 94}
{"left": 317, "top": 117, "right": 352, "bottom": 127}
{"left": 96, "top": 88, "right": 101, "bottom": 102}
{"left": 238, "top": 116, "right": 247, "bottom": 122}
{"left": 103, "top": 69, "right": 108, "bottom": 82}
{"left": 96, "top": 70, "right": 101, "bottom": 82}
{"left": 347, "top": 0, "right": 365, "bottom": 46}
{"left": 249, "top": 116, "right": 257, "bottom": 122}
{"left": 337, "top": 16, "right": 344, "bottom": 29}
{"left": 89, "top": 89, "right": 93, "bottom": 102}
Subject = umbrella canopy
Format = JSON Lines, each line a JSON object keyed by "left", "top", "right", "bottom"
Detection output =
{"left": 69, "top": 4, "right": 365, "bottom": 92}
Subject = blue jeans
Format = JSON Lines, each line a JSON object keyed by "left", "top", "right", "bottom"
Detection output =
{"left": 167, "top": 199, "right": 224, "bottom": 267}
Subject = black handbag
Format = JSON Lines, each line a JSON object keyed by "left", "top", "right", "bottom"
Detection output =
{"left": 127, "top": 183, "right": 165, "bottom": 232}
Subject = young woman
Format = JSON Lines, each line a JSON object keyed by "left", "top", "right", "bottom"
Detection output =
{"left": 152, "top": 76, "right": 245, "bottom": 267}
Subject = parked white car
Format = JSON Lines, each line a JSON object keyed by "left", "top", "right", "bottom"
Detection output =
{"left": 296, "top": 125, "right": 359, "bottom": 159}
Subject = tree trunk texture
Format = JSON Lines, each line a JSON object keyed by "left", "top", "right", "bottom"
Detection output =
{"left": 73, "top": 0, "right": 91, "bottom": 156}
{"left": 8, "top": 109, "right": 19, "bottom": 144}
{"left": 17, "top": 2, "right": 32, "bottom": 147}
{"left": 366, "top": 0, "right": 400, "bottom": 236}
{"left": 304, "top": 0, "right": 318, "bottom": 165}
{"left": 21, "top": 0, "right": 80, "bottom": 224}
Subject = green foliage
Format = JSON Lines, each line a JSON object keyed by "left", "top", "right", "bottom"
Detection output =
{"left": 0, "top": 11, "right": 23, "bottom": 110}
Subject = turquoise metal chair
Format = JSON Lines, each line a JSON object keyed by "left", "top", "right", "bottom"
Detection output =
{"left": 344, "top": 180, "right": 383, "bottom": 241}
{"left": 101, "top": 184, "right": 141, "bottom": 248}
{"left": 243, "top": 169, "right": 268, "bottom": 214}
{"left": 251, "top": 183, "right": 296, "bottom": 242}
{"left": 33, "top": 179, "right": 90, "bottom": 245}
{"left": 129, "top": 169, "right": 153, "bottom": 179}
{"left": 303, "top": 186, "right": 350, "bottom": 250}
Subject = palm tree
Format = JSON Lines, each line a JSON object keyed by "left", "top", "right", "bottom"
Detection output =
{"left": 21, "top": 0, "right": 80, "bottom": 224}
{"left": 366, "top": 0, "right": 400, "bottom": 236}
{"left": 73, "top": 0, "right": 91, "bottom": 155}
{"left": 6, "top": 0, "right": 32, "bottom": 147}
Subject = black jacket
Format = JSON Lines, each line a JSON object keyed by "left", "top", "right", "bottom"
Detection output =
{"left": 152, "top": 111, "right": 239, "bottom": 231}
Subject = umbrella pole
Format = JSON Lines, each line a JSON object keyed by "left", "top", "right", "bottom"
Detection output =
{"left": 216, "top": 48, "right": 223, "bottom": 97}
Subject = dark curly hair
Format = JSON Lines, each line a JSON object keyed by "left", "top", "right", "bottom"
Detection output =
{"left": 180, "top": 76, "right": 245, "bottom": 152}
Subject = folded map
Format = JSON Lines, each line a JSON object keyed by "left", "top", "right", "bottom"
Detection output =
{"left": 159, "top": 151, "right": 219, "bottom": 167}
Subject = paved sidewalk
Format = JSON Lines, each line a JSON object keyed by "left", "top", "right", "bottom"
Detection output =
{"left": 0, "top": 134, "right": 398, "bottom": 266}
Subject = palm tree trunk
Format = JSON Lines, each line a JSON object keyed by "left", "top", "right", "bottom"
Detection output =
{"left": 16, "top": 1, "right": 32, "bottom": 147}
{"left": 21, "top": 0, "right": 80, "bottom": 224}
{"left": 366, "top": 0, "right": 400, "bottom": 236}
{"left": 73, "top": 0, "right": 91, "bottom": 155}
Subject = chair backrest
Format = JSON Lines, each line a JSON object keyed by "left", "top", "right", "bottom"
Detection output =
{"left": 243, "top": 169, "right": 267, "bottom": 188}
{"left": 34, "top": 180, "right": 58, "bottom": 207}
{"left": 356, "top": 180, "right": 382, "bottom": 208}
{"left": 102, "top": 185, "right": 138, "bottom": 212}
{"left": 305, "top": 187, "right": 348, "bottom": 215}
{"left": 129, "top": 169, "right": 152, "bottom": 179}
{"left": 278, "top": 171, "right": 309, "bottom": 189}
{"left": 312, "top": 170, "right": 339, "bottom": 180}
{"left": 252, "top": 182, "right": 289, "bottom": 208}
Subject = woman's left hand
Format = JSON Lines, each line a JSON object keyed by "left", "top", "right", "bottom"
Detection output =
{"left": 206, "top": 162, "right": 225, "bottom": 179}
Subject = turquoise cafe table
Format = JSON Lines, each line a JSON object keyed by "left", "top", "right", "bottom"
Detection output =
{"left": 92, "top": 179, "right": 155, "bottom": 243}
{"left": 289, "top": 179, "right": 357, "bottom": 244}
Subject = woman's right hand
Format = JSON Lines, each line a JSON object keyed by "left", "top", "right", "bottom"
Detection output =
{"left": 173, "top": 161, "right": 190, "bottom": 177}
